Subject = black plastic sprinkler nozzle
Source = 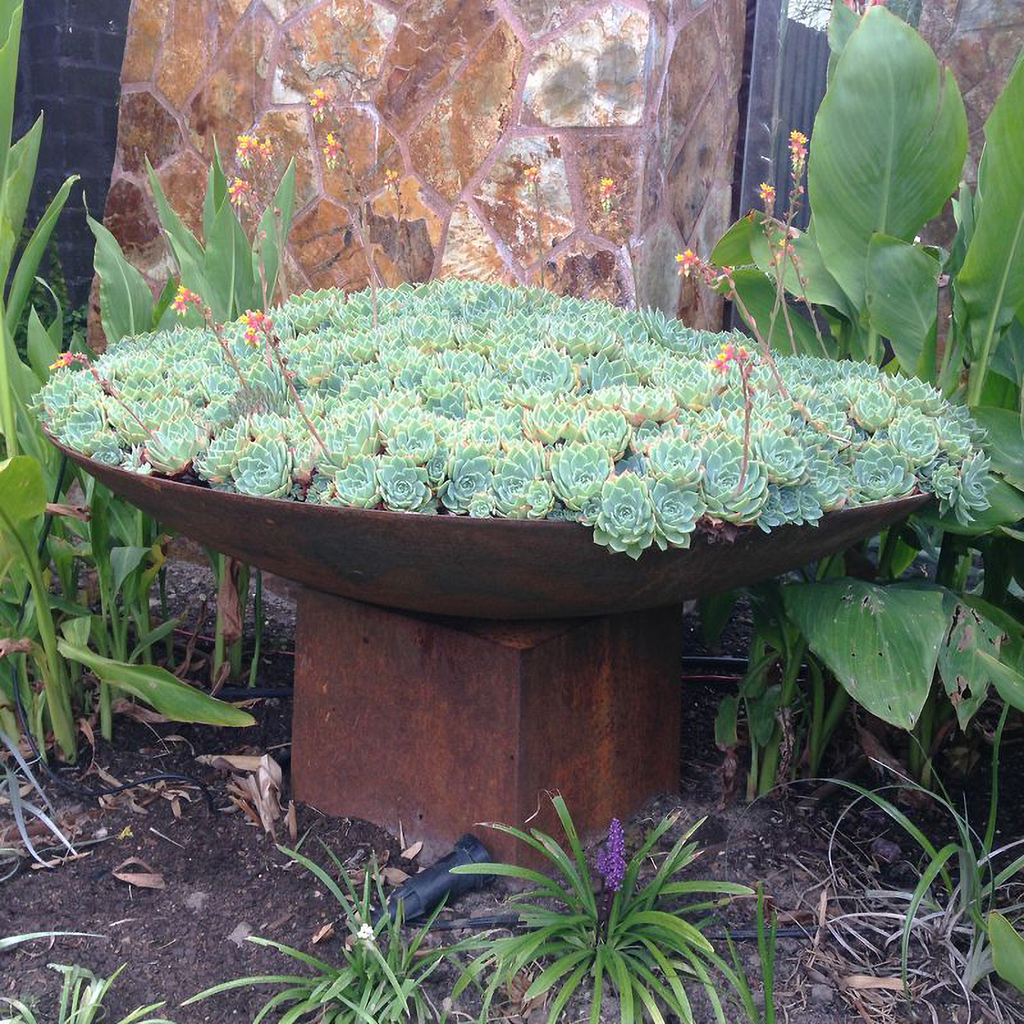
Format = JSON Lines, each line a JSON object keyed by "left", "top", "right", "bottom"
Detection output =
{"left": 375, "top": 834, "right": 492, "bottom": 924}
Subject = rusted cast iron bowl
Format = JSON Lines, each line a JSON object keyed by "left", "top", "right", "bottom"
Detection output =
{"left": 53, "top": 438, "right": 929, "bottom": 619}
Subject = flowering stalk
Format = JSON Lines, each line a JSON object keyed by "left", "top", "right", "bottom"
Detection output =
{"left": 174, "top": 287, "right": 253, "bottom": 399}
{"left": 596, "top": 817, "right": 626, "bottom": 934}
{"left": 710, "top": 341, "right": 756, "bottom": 493}
{"left": 52, "top": 351, "right": 155, "bottom": 441}
{"left": 524, "top": 164, "right": 544, "bottom": 288}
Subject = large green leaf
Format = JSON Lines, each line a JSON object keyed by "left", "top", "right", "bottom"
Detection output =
{"left": 990, "top": 912, "right": 1024, "bottom": 994}
{"left": 937, "top": 600, "right": 1002, "bottom": 729}
{"left": 972, "top": 407, "right": 1024, "bottom": 489}
{"left": 87, "top": 214, "right": 156, "bottom": 344}
{"left": 253, "top": 159, "right": 297, "bottom": 305}
{"left": 0, "top": 0, "right": 23, "bottom": 191}
{"left": 145, "top": 157, "right": 207, "bottom": 297}
{"left": 710, "top": 215, "right": 755, "bottom": 268}
{"left": 0, "top": 454, "right": 44, "bottom": 583}
{"left": 0, "top": 113, "right": 41, "bottom": 278}
{"left": 783, "top": 579, "right": 949, "bottom": 729}
{"left": 204, "top": 196, "right": 255, "bottom": 322}
{"left": 57, "top": 641, "right": 256, "bottom": 727}
{"left": 864, "top": 233, "right": 939, "bottom": 373}
{"left": 25, "top": 307, "right": 57, "bottom": 385}
{"left": 809, "top": 7, "right": 967, "bottom": 312}
{"left": 977, "top": 651, "right": 1024, "bottom": 714}
{"left": 959, "top": 56, "right": 1024, "bottom": 384}
{"left": 4, "top": 173, "right": 78, "bottom": 334}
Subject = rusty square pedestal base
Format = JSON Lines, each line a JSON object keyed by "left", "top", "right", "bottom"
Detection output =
{"left": 291, "top": 589, "right": 682, "bottom": 864}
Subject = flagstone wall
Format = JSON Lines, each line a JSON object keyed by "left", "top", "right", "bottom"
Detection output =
{"left": 102, "top": 0, "right": 747, "bottom": 327}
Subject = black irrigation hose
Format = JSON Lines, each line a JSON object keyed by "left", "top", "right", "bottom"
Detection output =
{"left": 7, "top": 454, "right": 217, "bottom": 818}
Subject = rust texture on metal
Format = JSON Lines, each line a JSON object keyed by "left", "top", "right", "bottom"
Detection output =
{"left": 54, "top": 439, "right": 931, "bottom": 620}
{"left": 292, "top": 589, "right": 683, "bottom": 865}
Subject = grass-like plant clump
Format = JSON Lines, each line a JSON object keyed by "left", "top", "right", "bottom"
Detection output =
{"left": 38, "top": 281, "right": 989, "bottom": 558}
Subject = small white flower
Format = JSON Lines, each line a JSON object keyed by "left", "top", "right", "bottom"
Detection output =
{"left": 357, "top": 922, "right": 375, "bottom": 945}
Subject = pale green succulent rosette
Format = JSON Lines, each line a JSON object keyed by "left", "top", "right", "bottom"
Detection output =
{"left": 321, "top": 409, "right": 379, "bottom": 471}
{"left": 851, "top": 443, "right": 915, "bottom": 502}
{"left": 377, "top": 455, "right": 433, "bottom": 512}
{"left": 522, "top": 478, "right": 555, "bottom": 520}
{"left": 756, "top": 430, "right": 807, "bottom": 487}
{"left": 651, "top": 478, "right": 705, "bottom": 550}
{"left": 887, "top": 374, "right": 945, "bottom": 415}
{"left": 468, "top": 493, "right": 494, "bottom": 518}
{"left": 549, "top": 441, "right": 614, "bottom": 512}
{"left": 439, "top": 448, "right": 494, "bottom": 515}
{"left": 593, "top": 472, "right": 657, "bottom": 560}
{"left": 850, "top": 389, "right": 896, "bottom": 432}
{"left": 231, "top": 438, "right": 293, "bottom": 499}
{"left": 386, "top": 422, "right": 438, "bottom": 466}
{"left": 493, "top": 445, "right": 545, "bottom": 518}
{"left": 59, "top": 402, "right": 109, "bottom": 456}
{"left": 701, "top": 437, "right": 769, "bottom": 523}
{"left": 886, "top": 407, "right": 940, "bottom": 468}
{"left": 195, "top": 424, "right": 247, "bottom": 487}
{"left": 330, "top": 454, "right": 380, "bottom": 509}
{"left": 121, "top": 445, "right": 152, "bottom": 476}
{"left": 146, "top": 421, "right": 206, "bottom": 475}
{"left": 757, "top": 483, "right": 824, "bottom": 532}
{"left": 582, "top": 409, "right": 632, "bottom": 460}
{"left": 645, "top": 435, "right": 702, "bottom": 486}
{"left": 925, "top": 452, "right": 991, "bottom": 526}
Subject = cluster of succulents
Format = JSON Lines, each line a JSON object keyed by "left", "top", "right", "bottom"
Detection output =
{"left": 38, "top": 280, "right": 990, "bottom": 559}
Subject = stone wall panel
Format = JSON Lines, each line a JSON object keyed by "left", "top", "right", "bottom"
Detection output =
{"left": 105, "top": 0, "right": 748, "bottom": 327}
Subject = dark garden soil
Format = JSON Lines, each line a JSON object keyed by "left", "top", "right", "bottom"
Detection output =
{"left": 3, "top": 559, "right": 1023, "bottom": 1023}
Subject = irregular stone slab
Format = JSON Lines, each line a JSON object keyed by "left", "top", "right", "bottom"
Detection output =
{"left": 440, "top": 204, "right": 509, "bottom": 281}
{"left": 522, "top": 3, "right": 650, "bottom": 126}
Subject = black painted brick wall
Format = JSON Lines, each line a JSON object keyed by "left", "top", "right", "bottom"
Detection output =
{"left": 14, "top": 0, "right": 131, "bottom": 305}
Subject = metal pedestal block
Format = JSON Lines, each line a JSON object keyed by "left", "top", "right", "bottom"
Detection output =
{"left": 291, "top": 589, "right": 683, "bottom": 864}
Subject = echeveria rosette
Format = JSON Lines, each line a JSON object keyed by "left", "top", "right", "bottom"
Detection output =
{"left": 886, "top": 407, "right": 940, "bottom": 468}
{"left": 493, "top": 446, "right": 546, "bottom": 519}
{"left": 850, "top": 389, "right": 896, "bottom": 432}
{"left": 645, "top": 435, "right": 702, "bottom": 486}
{"left": 582, "top": 409, "right": 632, "bottom": 460}
{"left": 701, "top": 438, "right": 769, "bottom": 524}
{"left": 755, "top": 430, "right": 807, "bottom": 487}
{"left": 851, "top": 443, "right": 915, "bottom": 503}
{"left": 195, "top": 425, "right": 247, "bottom": 487}
{"left": 926, "top": 453, "right": 992, "bottom": 526}
{"left": 439, "top": 448, "right": 494, "bottom": 515}
{"left": 59, "top": 402, "right": 110, "bottom": 457}
{"left": 145, "top": 421, "right": 206, "bottom": 475}
{"left": 231, "top": 438, "right": 293, "bottom": 499}
{"left": 386, "top": 422, "right": 438, "bottom": 466}
{"left": 321, "top": 409, "right": 379, "bottom": 471}
{"left": 593, "top": 472, "right": 656, "bottom": 560}
{"left": 330, "top": 454, "right": 380, "bottom": 509}
{"left": 757, "top": 484, "right": 823, "bottom": 532}
{"left": 550, "top": 442, "right": 614, "bottom": 513}
{"left": 377, "top": 456, "right": 434, "bottom": 512}
{"left": 651, "top": 477, "right": 705, "bottom": 550}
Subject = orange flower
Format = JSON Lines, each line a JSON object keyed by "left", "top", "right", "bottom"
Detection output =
{"left": 675, "top": 249, "right": 702, "bottom": 278}
{"left": 309, "top": 87, "right": 328, "bottom": 121}
{"left": 49, "top": 351, "right": 88, "bottom": 371}
{"left": 758, "top": 181, "right": 776, "bottom": 208}
{"left": 598, "top": 176, "right": 615, "bottom": 212}
{"left": 789, "top": 129, "right": 808, "bottom": 170}
{"left": 239, "top": 310, "right": 273, "bottom": 348}
{"left": 523, "top": 165, "right": 540, "bottom": 184}
{"left": 710, "top": 341, "right": 752, "bottom": 374}
{"left": 228, "top": 178, "right": 252, "bottom": 205}
{"left": 323, "top": 132, "right": 342, "bottom": 171}
{"left": 171, "top": 286, "right": 203, "bottom": 316}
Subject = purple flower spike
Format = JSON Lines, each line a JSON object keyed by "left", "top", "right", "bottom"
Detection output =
{"left": 596, "top": 818, "right": 626, "bottom": 893}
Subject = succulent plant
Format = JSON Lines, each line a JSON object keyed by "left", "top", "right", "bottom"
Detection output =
{"left": 377, "top": 456, "right": 434, "bottom": 512}
{"left": 593, "top": 473, "right": 656, "bottom": 560}
{"left": 651, "top": 478, "right": 705, "bottom": 550}
{"left": 549, "top": 442, "right": 614, "bottom": 513}
{"left": 231, "top": 438, "right": 293, "bottom": 498}
{"left": 440, "top": 448, "right": 494, "bottom": 515}
{"left": 38, "top": 280, "right": 991, "bottom": 558}
{"left": 701, "top": 438, "right": 769, "bottom": 523}
{"left": 851, "top": 443, "right": 915, "bottom": 502}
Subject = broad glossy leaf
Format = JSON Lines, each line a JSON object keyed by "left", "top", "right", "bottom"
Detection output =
{"left": 110, "top": 545, "right": 149, "bottom": 596}
{"left": 864, "top": 234, "right": 939, "bottom": 374}
{"left": 26, "top": 306, "right": 57, "bottom": 384}
{"left": 57, "top": 641, "right": 255, "bottom": 727}
{"left": 1, "top": 114, "right": 42, "bottom": 274}
{"left": 809, "top": 7, "right": 967, "bottom": 311}
{"left": 253, "top": 159, "right": 296, "bottom": 304}
{"left": 990, "top": 912, "right": 1024, "bottom": 994}
{"left": 938, "top": 601, "right": 1001, "bottom": 729}
{"left": 710, "top": 215, "right": 756, "bottom": 268}
{"left": 0, "top": 0, "right": 23, "bottom": 190}
{"left": 205, "top": 197, "right": 255, "bottom": 322}
{"left": 87, "top": 214, "right": 155, "bottom": 344}
{"left": 0, "top": 455, "right": 45, "bottom": 523}
{"left": 4, "top": 174, "right": 78, "bottom": 334}
{"left": 972, "top": 407, "right": 1024, "bottom": 488}
{"left": 722, "top": 269, "right": 823, "bottom": 356}
{"left": 784, "top": 579, "right": 948, "bottom": 729}
{"left": 977, "top": 651, "right": 1024, "bottom": 714}
{"left": 959, "top": 57, "right": 1024, "bottom": 362}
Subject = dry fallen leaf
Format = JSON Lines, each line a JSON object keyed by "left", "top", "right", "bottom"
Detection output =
{"left": 197, "top": 754, "right": 265, "bottom": 773}
{"left": 383, "top": 867, "right": 410, "bottom": 886}
{"left": 112, "top": 857, "right": 165, "bottom": 890}
{"left": 112, "top": 699, "right": 170, "bottom": 725}
{"left": 223, "top": 755, "right": 283, "bottom": 837}
{"left": 311, "top": 923, "right": 335, "bottom": 944}
{"left": 401, "top": 841, "right": 423, "bottom": 861}
{"left": 286, "top": 800, "right": 298, "bottom": 844}
{"left": 840, "top": 975, "right": 904, "bottom": 992}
